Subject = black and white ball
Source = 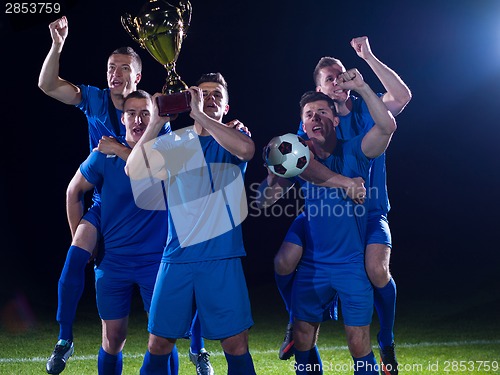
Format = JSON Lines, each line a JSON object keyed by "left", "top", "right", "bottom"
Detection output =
{"left": 265, "top": 133, "right": 310, "bottom": 178}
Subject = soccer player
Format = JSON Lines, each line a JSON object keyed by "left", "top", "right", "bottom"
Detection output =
{"left": 39, "top": 16, "right": 211, "bottom": 375}
{"left": 275, "top": 36, "right": 411, "bottom": 374}
{"left": 65, "top": 90, "right": 173, "bottom": 374}
{"left": 260, "top": 73, "right": 397, "bottom": 374}
{"left": 125, "top": 73, "right": 257, "bottom": 375}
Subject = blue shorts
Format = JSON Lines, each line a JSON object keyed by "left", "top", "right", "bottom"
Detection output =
{"left": 148, "top": 258, "right": 254, "bottom": 340}
{"left": 366, "top": 213, "right": 392, "bottom": 248}
{"left": 292, "top": 262, "right": 373, "bottom": 326}
{"left": 94, "top": 257, "right": 160, "bottom": 320}
{"left": 82, "top": 202, "right": 101, "bottom": 233}
{"left": 285, "top": 212, "right": 392, "bottom": 249}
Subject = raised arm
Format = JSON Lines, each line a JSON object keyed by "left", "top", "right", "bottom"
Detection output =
{"left": 337, "top": 69, "right": 397, "bottom": 158}
{"left": 66, "top": 168, "right": 95, "bottom": 237}
{"left": 189, "top": 87, "right": 255, "bottom": 161}
{"left": 38, "top": 16, "right": 82, "bottom": 105}
{"left": 351, "top": 36, "right": 412, "bottom": 116}
{"left": 125, "top": 94, "right": 168, "bottom": 181}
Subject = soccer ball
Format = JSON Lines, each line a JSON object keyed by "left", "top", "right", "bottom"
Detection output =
{"left": 264, "top": 133, "right": 310, "bottom": 178}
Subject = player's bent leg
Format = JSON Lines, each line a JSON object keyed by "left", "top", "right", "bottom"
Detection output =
{"left": 365, "top": 244, "right": 391, "bottom": 288}
{"left": 46, "top": 221, "right": 98, "bottom": 375}
{"left": 71, "top": 220, "right": 99, "bottom": 256}
{"left": 365, "top": 244, "right": 398, "bottom": 375}
{"left": 274, "top": 241, "right": 303, "bottom": 276}
{"left": 274, "top": 241, "right": 303, "bottom": 360}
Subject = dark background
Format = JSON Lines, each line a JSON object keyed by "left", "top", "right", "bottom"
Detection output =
{"left": 2, "top": 0, "right": 500, "bottom": 320}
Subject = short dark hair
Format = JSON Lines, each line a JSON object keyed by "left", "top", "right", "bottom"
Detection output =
{"left": 196, "top": 72, "right": 229, "bottom": 99}
{"left": 123, "top": 89, "right": 151, "bottom": 109}
{"left": 110, "top": 46, "right": 142, "bottom": 72}
{"left": 313, "top": 56, "right": 344, "bottom": 86}
{"left": 299, "top": 91, "right": 337, "bottom": 117}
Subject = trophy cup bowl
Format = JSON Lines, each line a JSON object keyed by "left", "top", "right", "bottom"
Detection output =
{"left": 122, "top": 0, "right": 192, "bottom": 117}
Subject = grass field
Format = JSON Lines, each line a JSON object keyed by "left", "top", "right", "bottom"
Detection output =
{"left": 1, "top": 282, "right": 499, "bottom": 375}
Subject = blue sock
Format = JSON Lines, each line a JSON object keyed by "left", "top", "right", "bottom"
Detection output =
{"left": 275, "top": 271, "right": 295, "bottom": 323}
{"left": 97, "top": 347, "right": 122, "bottom": 375}
{"left": 170, "top": 345, "right": 179, "bottom": 375}
{"left": 189, "top": 311, "right": 204, "bottom": 353}
{"left": 56, "top": 246, "right": 91, "bottom": 341}
{"left": 294, "top": 346, "right": 323, "bottom": 374}
{"left": 353, "top": 351, "right": 378, "bottom": 375}
{"left": 374, "top": 278, "right": 397, "bottom": 347}
{"left": 224, "top": 351, "right": 256, "bottom": 375}
{"left": 140, "top": 350, "right": 173, "bottom": 375}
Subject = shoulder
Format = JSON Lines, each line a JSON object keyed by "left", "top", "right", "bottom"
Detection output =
{"left": 77, "top": 86, "right": 110, "bottom": 108}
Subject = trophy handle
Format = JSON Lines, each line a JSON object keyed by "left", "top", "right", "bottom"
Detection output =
{"left": 178, "top": 0, "right": 192, "bottom": 38}
{"left": 121, "top": 14, "right": 142, "bottom": 47}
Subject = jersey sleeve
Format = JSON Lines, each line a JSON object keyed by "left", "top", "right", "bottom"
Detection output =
{"left": 75, "top": 85, "right": 108, "bottom": 118}
{"left": 79, "top": 151, "right": 105, "bottom": 188}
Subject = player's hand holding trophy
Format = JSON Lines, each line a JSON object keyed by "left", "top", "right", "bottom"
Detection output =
{"left": 122, "top": 0, "right": 192, "bottom": 117}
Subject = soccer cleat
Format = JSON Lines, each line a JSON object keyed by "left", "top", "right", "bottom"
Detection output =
{"left": 379, "top": 342, "right": 398, "bottom": 375}
{"left": 278, "top": 323, "right": 295, "bottom": 360}
{"left": 189, "top": 348, "right": 214, "bottom": 375}
{"left": 46, "top": 339, "right": 74, "bottom": 374}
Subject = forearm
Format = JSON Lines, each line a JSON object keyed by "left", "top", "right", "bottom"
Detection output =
{"left": 363, "top": 54, "right": 412, "bottom": 115}
{"left": 356, "top": 84, "right": 396, "bottom": 135}
{"left": 115, "top": 144, "right": 132, "bottom": 161}
{"left": 38, "top": 43, "right": 80, "bottom": 104}
{"left": 301, "top": 159, "right": 353, "bottom": 189}
{"left": 193, "top": 112, "right": 255, "bottom": 161}
{"left": 125, "top": 123, "right": 164, "bottom": 179}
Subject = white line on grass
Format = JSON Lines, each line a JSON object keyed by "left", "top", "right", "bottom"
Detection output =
{"left": 1, "top": 339, "right": 499, "bottom": 364}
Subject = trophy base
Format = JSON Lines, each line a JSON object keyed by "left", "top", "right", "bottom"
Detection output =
{"left": 156, "top": 91, "right": 192, "bottom": 117}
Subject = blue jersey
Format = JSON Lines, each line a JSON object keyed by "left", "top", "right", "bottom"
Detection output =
{"left": 154, "top": 129, "right": 248, "bottom": 263}
{"left": 297, "top": 94, "right": 389, "bottom": 214}
{"left": 79, "top": 140, "right": 167, "bottom": 263}
{"left": 76, "top": 85, "right": 171, "bottom": 205}
{"left": 296, "top": 135, "right": 371, "bottom": 266}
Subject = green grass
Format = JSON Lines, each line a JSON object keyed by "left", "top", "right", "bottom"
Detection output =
{"left": 1, "top": 284, "right": 499, "bottom": 374}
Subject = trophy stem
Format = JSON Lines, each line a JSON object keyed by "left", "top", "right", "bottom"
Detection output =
{"left": 161, "top": 63, "right": 188, "bottom": 95}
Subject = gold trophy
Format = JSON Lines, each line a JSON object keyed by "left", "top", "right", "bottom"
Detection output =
{"left": 122, "top": 0, "right": 192, "bottom": 116}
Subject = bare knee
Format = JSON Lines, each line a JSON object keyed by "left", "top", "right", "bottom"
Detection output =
{"left": 274, "top": 242, "right": 303, "bottom": 275}
{"left": 148, "top": 334, "right": 176, "bottom": 355}
{"left": 365, "top": 244, "right": 391, "bottom": 288}
{"left": 72, "top": 220, "right": 99, "bottom": 254}
{"left": 345, "top": 325, "right": 372, "bottom": 358}
{"left": 102, "top": 320, "right": 127, "bottom": 354}
{"left": 221, "top": 330, "right": 249, "bottom": 356}
{"left": 293, "top": 320, "right": 319, "bottom": 352}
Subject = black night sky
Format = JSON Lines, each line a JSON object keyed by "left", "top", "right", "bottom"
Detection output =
{"left": 2, "top": 0, "right": 500, "bottom": 319}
